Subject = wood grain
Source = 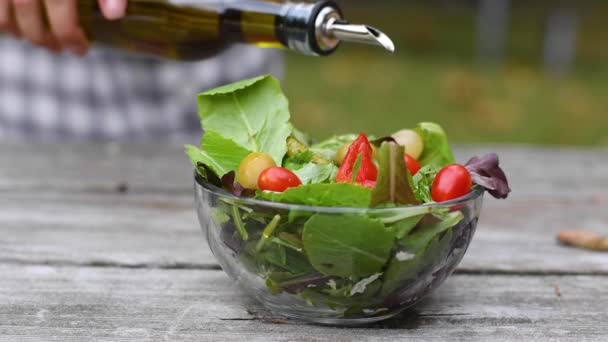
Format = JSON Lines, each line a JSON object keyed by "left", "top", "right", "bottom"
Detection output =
{"left": 1, "top": 189, "right": 607, "bottom": 273}
{"left": 2, "top": 144, "right": 607, "bottom": 340}
{"left": 0, "top": 264, "right": 606, "bottom": 342}
{"left": 0, "top": 143, "right": 607, "bottom": 198}
{"left": 0, "top": 142, "right": 192, "bottom": 193}
{"left": 0, "top": 191, "right": 210, "bottom": 269}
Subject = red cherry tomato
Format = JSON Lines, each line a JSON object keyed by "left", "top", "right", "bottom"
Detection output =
{"left": 258, "top": 167, "right": 302, "bottom": 192}
{"left": 404, "top": 153, "right": 421, "bottom": 175}
{"left": 431, "top": 164, "right": 472, "bottom": 202}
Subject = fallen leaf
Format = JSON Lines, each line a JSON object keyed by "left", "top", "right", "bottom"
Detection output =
{"left": 557, "top": 229, "right": 608, "bottom": 252}
{"left": 263, "top": 319, "right": 289, "bottom": 325}
{"left": 115, "top": 182, "right": 129, "bottom": 194}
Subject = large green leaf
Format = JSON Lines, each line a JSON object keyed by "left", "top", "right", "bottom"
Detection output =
{"left": 415, "top": 122, "right": 455, "bottom": 168}
{"left": 256, "top": 183, "right": 371, "bottom": 208}
{"left": 370, "top": 142, "right": 418, "bottom": 207}
{"left": 197, "top": 75, "right": 291, "bottom": 165}
{"left": 302, "top": 214, "right": 394, "bottom": 277}
{"left": 185, "top": 129, "right": 251, "bottom": 176}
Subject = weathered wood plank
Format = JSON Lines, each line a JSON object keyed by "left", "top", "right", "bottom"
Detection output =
{"left": 0, "top": 143, "right": 607, "bottom": 198}
{"left": 462, "top": 195, "right": 608, "bottom": 274}
{"left": 0, "top": 142, "right": 192, "bottom": 193}
{"left": 1, "top": 190, "right": 607, "bottom": 273}
{"left": 0, "top": 192, "right": 210, "bottom": 268}
{"left": 0, "top": 265, "right": 606, "bottom": 341}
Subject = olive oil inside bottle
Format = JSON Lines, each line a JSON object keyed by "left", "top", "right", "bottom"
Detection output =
{"left": 77, "top": 0, "right": 287, "bottom": 60}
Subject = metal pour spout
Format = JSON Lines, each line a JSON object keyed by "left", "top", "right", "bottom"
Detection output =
{"left": 324, "top": 18, "right": 395, "bottom": 53}
{"left": 307, "top": 3, "right": 396, "bottom": 55}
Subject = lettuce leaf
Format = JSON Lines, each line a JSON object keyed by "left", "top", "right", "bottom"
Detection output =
{"left": 197, "top": 75, "right": 292, "bottom": 165}
{"left": 292, "top": 163, "right": 338, "bottom": 185}
{"left": 291, "top": 127, "right": 311, "bottom": 146}
{"left": 411, "top": 165, "right": 439, "bottom": 203}
{"left": 285, "top": 136, "right": 330, "bottom": 168}
{"left": 399, "top": 211, "right": 463, "bottom": 250}
{"left": 185, "top": 129, "right": 251, "bottom": 176}
{"left": 256, "top": 183, "right": 371, "bottom": 208}
{"left": 381, "top": 224, "right": 454, "bottom": 296}
{"left": 370, "top": 142, "right": 419, "bottom": 207}
{"left": 465, "top": 153, "right": 511, "bottom": 199}
{"left": 302, "top": 214, "right": 394, "bottom": 277}
{"left": 380, "top": 211, "right": 462, "bottom": 296}
{"left": 310, "top": 134, "right": 359, "bottom": 161}
{"left": 415, "top": 122, "right": 455, "bottom": 168}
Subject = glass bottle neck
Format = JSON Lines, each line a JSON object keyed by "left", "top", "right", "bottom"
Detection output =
{"left": 75, "top": 0, "right": 392, "bottom": 60}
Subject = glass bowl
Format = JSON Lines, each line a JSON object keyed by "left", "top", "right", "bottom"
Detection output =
{"left": 194, "top": 176, "right": 484, "bottom": 325}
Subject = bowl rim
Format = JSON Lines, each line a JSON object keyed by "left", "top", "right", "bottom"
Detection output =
{"left": 195, "top": 174, "right": 484, "bottom": 214}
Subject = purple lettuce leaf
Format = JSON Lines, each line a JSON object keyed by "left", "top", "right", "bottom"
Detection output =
{"left": 220, "top": 171, "right": 256, "bottom": 197}
{"left": 465, "top": 153, "right": 511, "bottom": 199}
{"left": 196, "top": 163, "right": 222, "bottom": 187}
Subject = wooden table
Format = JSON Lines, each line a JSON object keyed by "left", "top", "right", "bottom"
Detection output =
{"left": 1, "top": 143, "right": 607, "bottom": 341}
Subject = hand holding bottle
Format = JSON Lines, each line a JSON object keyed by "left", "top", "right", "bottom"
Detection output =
{"left": 1, "top": 0, "right": 395, "bottom": 60}
{"left": 0, "top": 0, "right": 126, "bottom": 55}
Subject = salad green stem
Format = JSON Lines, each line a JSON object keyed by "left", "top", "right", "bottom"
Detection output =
{"left": 375, "top": 207, "right": 431, "bottom": 224}
{"left": 271, "top": 235, "right": 303, "bottom": 252}
{"left": 255, "top": 214, "right": 282, "bottom": 252}
{"left": 231, "top": 205, "right": 248, "bottom": 241}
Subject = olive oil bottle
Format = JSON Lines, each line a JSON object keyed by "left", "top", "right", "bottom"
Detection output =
{"left": 76, "top": 0, "right": 395, "bottom": 60}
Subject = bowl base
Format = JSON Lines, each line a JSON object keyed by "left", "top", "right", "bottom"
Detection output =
{"left": 262, "top": 301, "right": 405, "bottom": 326}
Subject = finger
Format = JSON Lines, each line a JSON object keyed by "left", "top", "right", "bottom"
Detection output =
{"left": 38, "top": 30, "right": 62, "bottom": 53}
{"left": 12, "top": 0, "right": 47, "bottom": 45}
{"left": 8, "top": 4, "right": 22, "bottom": 36}
{"left": 43, "top": 0, "right": 88, "bottom": 55}
{"left": 0, "top": 0, "right": 18, "bottom": 35}
{"left": 0, "top": 0, "right": 10, "bottom": 30}
{"left": 98, "top": 0, "right": 126, "bottom": 20}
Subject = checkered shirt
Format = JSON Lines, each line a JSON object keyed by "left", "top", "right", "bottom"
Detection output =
{"left": 0, "top": 38, "right": 284, "bottom": 143}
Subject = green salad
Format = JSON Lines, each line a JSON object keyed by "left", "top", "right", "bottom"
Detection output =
{"left": 186, "top": 75, "right": 510, "bottom": 314}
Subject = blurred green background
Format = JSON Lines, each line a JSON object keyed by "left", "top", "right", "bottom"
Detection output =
{"left": 284, "top": 1, "right": 608, "bottom": 146}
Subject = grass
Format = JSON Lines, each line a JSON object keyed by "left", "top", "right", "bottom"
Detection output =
{"left": 282, "top": 4, "right": 608, "bottom": 146}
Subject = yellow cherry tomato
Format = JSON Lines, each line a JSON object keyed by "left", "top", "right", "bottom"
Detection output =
{"left": 237, "top": 152, "right": 276, "bottom": 189}
{"left": 391, "top": 129, "right": 424, "bottom": 160}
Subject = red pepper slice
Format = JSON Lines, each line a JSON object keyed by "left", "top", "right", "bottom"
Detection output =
{"left": 336, "top": 133, "right": 378, "bottom": 188}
